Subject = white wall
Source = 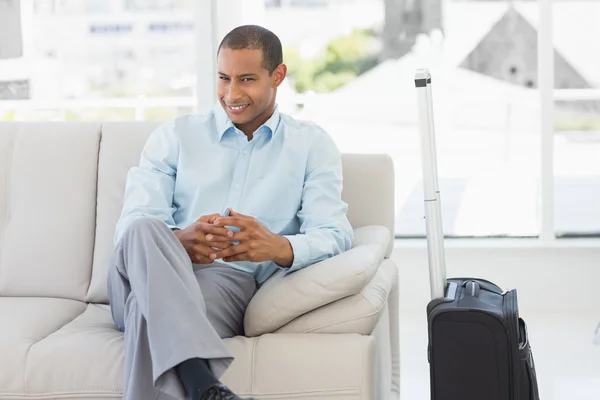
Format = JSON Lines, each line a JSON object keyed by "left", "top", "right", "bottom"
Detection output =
{"left": 392, "top": 240, "right": 600, "bottom": 316}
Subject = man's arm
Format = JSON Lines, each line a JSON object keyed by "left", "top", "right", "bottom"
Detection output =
{"left": 113, "top": 121, "right": 179, "bottom": 245}
{"left": 281, "top": 127, "right": 354, "bottom": 273}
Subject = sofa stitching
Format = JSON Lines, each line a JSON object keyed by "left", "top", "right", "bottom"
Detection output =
{"left": 258, "top": 242, "right": 385, "bottom": 327}
{"left": 245, "top": 387, "right": 361, "bottom": 396}
{"left": 0, "top": 395, "right": 122, "bottom": 400}
{"left": 0, "top": 390, "right": 122, "bottom": 395}
{"left": 22, "top": 303, "right": 88, "bottom": 393}
{"left": 1, "top": 387, "right": 361, "bottom": 397}
{"left": 84, "top": 125, "right": 103, "bottom": 301}
{"left": 360, "top": 332, "right": 365, "bottom": 399}
{"left": 251, "top": 337, "right": 257, "bottom": 393}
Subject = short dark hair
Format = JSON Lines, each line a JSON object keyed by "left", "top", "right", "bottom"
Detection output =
{"left": 217, "top": 25, "right": 283, "bottom": 74}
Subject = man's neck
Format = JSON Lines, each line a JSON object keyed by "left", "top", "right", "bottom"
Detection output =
{"left": 235, "top": 104, "right": 275, "bottom": 140}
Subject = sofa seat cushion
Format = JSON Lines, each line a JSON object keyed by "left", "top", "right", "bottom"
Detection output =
{"left": 0, "top": 298, "right": 377, "bottom": 400}
{"left": 20, "top": 304, "right": 125, "bottom": 397}
{"left": 0, "top": 297, "right": 88, "bottom": 394}
{"left": 0, "top": 298, "right": 123, "bottom": 398}
{"left": 274, "top": 259, "right": 398, "bottom": 335}
{"left": 244, "top": 225, "right": 390, "bottom": 337}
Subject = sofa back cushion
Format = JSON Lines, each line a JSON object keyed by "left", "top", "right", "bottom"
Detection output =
{"left": 87, "top": 122, "right": 159, "bottom": 303}
{"left": 89, "top": 122, "right": 395, "bottom": 304}
{"left": 0, "top": 123, "right": 100, "bottom": 300}
{"left": 341, "top": 153, "right": 395, "bottom": 257}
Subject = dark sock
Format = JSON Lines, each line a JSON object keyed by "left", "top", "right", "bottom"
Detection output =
{"left": 175, "top": 358, "right": 219, "bottom": 400}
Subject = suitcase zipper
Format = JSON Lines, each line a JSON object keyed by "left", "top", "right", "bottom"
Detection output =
{"left": 503, "top": 290, "right": 519, "bottom": 400}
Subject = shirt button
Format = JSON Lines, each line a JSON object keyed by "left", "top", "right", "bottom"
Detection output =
{"left": 234, "top": 183, "right": 241, "bottom": 189}
{"left": 243, "top": 150, "right": 248, "bottom": 155}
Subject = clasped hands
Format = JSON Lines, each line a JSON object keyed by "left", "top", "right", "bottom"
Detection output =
{"left": 174, "top": 209, "right": 293, "bottom": 267}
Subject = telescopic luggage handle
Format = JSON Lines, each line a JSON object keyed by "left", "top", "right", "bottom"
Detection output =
{"left": 414, "top": 69, "right": 448, "bottom": 300}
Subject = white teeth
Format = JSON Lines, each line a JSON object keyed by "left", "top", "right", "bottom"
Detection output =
{"left": 230, "top": 105, "right": 248, "bottom": 111}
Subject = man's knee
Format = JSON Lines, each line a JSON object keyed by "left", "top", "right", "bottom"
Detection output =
{"left": 122, "top": 217, "right": 171, "bottom": 240}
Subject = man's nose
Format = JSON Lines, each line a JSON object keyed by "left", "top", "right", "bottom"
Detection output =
{"left": 227, "top": 82, "right": 242, "bottom": 101}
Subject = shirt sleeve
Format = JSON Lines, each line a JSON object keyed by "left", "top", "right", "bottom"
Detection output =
{"left": 113, "top": 121, "right": 179, "bottom": 245}
{"left": 282, "top": 126, "right": 354, "bottom": 273}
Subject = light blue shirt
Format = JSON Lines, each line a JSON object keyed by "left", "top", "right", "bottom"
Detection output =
{"left": 114, "top": 104, "right": 354, "bottom": 284}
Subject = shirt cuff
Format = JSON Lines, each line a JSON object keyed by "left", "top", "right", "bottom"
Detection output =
{"left": 282, "top": 234, "right": 311, "bottom": 273}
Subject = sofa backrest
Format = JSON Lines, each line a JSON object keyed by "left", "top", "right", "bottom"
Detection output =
{"left": 87, "top": 122, "right": 161, "bottom": 303}
{"left": 0, "top": 122, "right": 101, "bottom": 301}
{"left": 0, "top": 121, "right": 395, "bottom": 303}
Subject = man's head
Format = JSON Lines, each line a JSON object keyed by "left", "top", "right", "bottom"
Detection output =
{"left": 217, "top": 25, "right": 287, "bottom": 134}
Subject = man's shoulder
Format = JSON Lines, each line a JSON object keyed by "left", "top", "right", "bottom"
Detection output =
{"left": 279, "top": 113, "right": 329, "bottom": 140}
{"left": 151, "top": 111, "right": 215, "bottom": 138}
{"left": 172, "top": 110, "right": 214, "bottom": 130}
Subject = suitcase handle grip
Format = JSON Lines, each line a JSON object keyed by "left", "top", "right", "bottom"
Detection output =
{"left": 464, "top": 281, "right": 480, "bottom": 298}
{"left": 462, "top": 279, "right": 503, "bottom": 295}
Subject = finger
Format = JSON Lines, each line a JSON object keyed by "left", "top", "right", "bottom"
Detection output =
{"left": 199, "top": 223, "right": 234, "bottom": 238}
{"left": 229, "top": 230, "right": 252, "bottom": 242}
{"left": 192, "top": 243, "right": 211, "bottom": 256}
{"left": 192, "top": 255, "right": 213, "bottom": 264}
{"left": 187, "top": 246, "right": 213, "bottom": 264}
{"left": 212, "top": 217, "right": 252, "bottom": 229}
{"left": 212, "top": 242, "right": 249, "bottom": 260}
{"left": 204, "top": 233, "right": 233, "bottom": 242}
{"left": 223, "top": 253, "right": 249, "bottom": 262}
{"left": 198, "top": 213, "right": 220, "bottom": 223}
{"left": 207, "top": 241, "right": 232, "bottom": 250}
{"left": 229, "top": 209, "right": 254, "bottom": 219}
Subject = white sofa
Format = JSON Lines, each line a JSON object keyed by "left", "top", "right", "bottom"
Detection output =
{"left": 0, "top": 122, "right": 399, "bottom": 400}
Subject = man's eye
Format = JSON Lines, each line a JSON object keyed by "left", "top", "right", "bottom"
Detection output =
{"left": 242, "top": 78, "right": 253, "bottom": 82}
{"left": 219, "top": 76, "right": 229, "bottom": 81}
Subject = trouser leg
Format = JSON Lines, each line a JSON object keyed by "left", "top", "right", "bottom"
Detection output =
{"left": 107, "top": 217, "right": 244, "bottom": 399}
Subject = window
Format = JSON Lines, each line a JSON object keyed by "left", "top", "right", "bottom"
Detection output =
{"left": 33, "top": 0, "right": 56, "bottom": 14}
{"left": 58, "top": 0, "right": 115, "bottom": 13}
{"left": 1, "top": 0, "right": 196, "bottom": 122}
{"left": 125, "top": 0, "right": 196, "bottom": 11}
{"left": 551, "top": 0, "right": 600, "bottom": 237}
{"left": 3, "top": 0, "right": 596, "bottom": 241}
{"left": 265, "top": 0, "right": 282, "bottom": 7}
{"left": 275, "top": 0, "right": 545, "bottom": 238}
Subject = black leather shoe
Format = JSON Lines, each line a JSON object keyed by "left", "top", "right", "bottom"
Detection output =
{"left": 199, "top": 384, "right": 258, "bottom": 400}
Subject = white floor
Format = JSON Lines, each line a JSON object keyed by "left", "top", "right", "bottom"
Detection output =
{"left": 399, "top": 311, "right": 600, "bottom": 400}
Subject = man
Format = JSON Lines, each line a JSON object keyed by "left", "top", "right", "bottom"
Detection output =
{"left": 107, "top": 25, "right": 353, "bottom": 400}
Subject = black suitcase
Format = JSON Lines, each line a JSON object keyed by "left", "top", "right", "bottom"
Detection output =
{"left": 414, "top": 70, "right": 541, "bottom": 400}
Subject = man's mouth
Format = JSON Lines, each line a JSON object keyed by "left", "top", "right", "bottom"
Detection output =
{"left": 227, "top": 104, "right": 250, "bottom": 114}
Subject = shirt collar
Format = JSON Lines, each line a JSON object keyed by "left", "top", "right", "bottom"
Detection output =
{"left": 214, "top": 103, "right": 281, "bottom": 141}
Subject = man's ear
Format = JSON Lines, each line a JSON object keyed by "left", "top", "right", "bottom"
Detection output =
{"left": 272, "top": 64, "right": 287, "bottom": 87}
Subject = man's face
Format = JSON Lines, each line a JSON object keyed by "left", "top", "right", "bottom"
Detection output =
{"left": 217, "top": 48, "right": 284, "bottom": 129}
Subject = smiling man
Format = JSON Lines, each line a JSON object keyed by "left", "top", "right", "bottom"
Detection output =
{"left": 106, "top": 25, "right": 353, "bottom": 400}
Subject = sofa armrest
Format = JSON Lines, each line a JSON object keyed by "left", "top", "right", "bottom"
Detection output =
{"left": 244, "top": 225, "right": 390, "bottom": 337}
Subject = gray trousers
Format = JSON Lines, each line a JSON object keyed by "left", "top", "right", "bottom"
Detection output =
{"left": 107, "top": 218, "right": 257, "bottom": 400}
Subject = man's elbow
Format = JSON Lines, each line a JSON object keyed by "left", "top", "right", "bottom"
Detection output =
{"left": 343, "top": 227, "right": 354, "bottom": 251}
{"left": 333, "top": 224, "right": 354, "bottom": 255}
